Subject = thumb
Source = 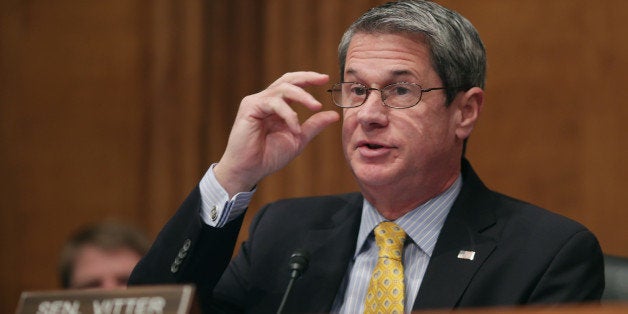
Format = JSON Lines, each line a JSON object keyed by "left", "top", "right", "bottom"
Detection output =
{"left": 300, "top": 110, "right": 340, "bottom": 143}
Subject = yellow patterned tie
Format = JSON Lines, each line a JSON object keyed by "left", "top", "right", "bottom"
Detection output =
{"left": 364, "top": 221, "right": 407, "bottom": 314}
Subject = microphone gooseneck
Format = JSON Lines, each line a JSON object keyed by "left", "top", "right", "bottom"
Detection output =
{"left": 277, "top": 250, "right": 310, "bottom": 314}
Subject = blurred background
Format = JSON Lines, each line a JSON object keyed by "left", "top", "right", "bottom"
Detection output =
{"left": 1, "top": 0, "right": 627, "bottom": 312}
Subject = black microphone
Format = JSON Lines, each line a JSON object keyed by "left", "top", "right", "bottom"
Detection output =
{"left": 277, "top": 250, "right": 310, "bottom": 314}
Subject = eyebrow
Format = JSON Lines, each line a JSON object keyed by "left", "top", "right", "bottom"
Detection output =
{"left": 344, "top": 68, "right": 417, "bottom": 80}
{"left": 391, "top": 69, "right": 414, "bottom": 77}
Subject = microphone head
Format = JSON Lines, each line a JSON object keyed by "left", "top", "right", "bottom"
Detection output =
{"left": 288, "top": 249, "right": 310, "bottom": 278}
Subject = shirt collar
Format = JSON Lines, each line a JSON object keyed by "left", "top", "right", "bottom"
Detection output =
{"left": 354, "top": 174, "right": 463, "bottom": 258}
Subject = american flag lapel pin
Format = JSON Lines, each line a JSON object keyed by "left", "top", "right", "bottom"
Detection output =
{"left": 457, "top": 250, "right": 476, "bottom": 261}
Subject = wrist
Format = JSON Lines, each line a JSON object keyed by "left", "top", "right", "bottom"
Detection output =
{"left": 213, "top": 163, "right": 257, "bottom": 197}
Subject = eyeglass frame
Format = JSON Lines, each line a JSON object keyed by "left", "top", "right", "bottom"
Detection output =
{"left": 326, "top": 81, "right": 446, "bottom": 109}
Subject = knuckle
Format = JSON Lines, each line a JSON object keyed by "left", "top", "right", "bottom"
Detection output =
{"left": 241, "top": 94, "right": 256, "bottom": 106}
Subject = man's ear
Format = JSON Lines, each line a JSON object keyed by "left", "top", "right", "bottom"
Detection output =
{"left": 455, "top": 87, "right": 484, "bottom": 140}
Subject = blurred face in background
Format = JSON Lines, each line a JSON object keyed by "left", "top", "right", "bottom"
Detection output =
{"left": 69, "top": 244, "right": 142, "bottom": 289}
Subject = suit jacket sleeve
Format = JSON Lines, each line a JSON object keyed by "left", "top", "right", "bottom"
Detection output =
{"left": 128, "top": 188, "right": 362, "bottom": 314}
{"left": 128, "top": 186, "right": 245, "bottom": 311}
{"left": 527, "top": 228, "right": 604, "bottom": 302}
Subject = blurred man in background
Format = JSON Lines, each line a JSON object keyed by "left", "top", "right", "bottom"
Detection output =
{"left": 59, "top": 221, "right": 150, "bottom": 289}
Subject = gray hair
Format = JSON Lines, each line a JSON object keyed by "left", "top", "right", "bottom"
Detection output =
{"left": 338, "top": 0, "right": 486, "bottom": 104}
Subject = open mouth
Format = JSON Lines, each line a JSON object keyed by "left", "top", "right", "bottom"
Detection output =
{"left": 355, "top": 140, "right": 393, "bottom": 158}
{"left": 357, "top": 140, "right": 388, "bottom": 150}
{"left": 365, "top": 143, "right": 384, "bottom": 149}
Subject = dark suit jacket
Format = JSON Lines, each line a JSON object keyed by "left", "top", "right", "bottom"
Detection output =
{"left": 129, "top": 159, "right": 604, "bottom": 313}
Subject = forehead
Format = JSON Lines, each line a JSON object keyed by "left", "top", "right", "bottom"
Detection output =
{"left": 344, "top": 32, "right": 436, "bottom": 81}
{"left": 73, "top": 245, "right": 141, "bottom": 273}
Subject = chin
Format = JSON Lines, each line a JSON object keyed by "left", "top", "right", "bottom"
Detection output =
{"left": 351, "top": 164, "right": 396, "bottom": 187}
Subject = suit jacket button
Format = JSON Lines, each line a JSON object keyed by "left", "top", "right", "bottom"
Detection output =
{"left": 170, "top": 262, "right": 180, "bottom": 273}
{"left": 171, "top": 255, "right": 183, "bottom": 273}
{"left": 182, "top": 239, "right": 192, "bottom": 251}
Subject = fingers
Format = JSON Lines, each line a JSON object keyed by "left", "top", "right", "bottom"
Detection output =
{"left": 247, "top": 71, "right": 331, "bottom": 134}
{"left": 301, "top": 110, "right": 340, "bottom": 143}
{"left": 267, "top": 71, "right": 329, "bottom": 111}
{"left": 269, "top": 71, "right": 329, "bottom": 89}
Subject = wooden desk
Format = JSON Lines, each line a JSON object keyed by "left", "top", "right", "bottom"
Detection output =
{"left": 420, "top": 302, "right": 628, "bottom": 313}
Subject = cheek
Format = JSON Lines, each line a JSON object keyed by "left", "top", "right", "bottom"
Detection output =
{"left": 399, "top": 114, "right": 449, "bottom": 152}
{"left": 341, "top": 113, "right": 356, "bottom": 143}
{"left": 394, "top": 112, "right": 425, "bottom": 137}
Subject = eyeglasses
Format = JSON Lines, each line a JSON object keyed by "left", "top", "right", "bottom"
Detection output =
{"left": 327, "top": 82, "right": 446, "bottom": 109}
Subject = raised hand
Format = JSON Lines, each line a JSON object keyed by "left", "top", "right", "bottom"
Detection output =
{"left": 214, "top": 71, "right": 340, "bottom": 197}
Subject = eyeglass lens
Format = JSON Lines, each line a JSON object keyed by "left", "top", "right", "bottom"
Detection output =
{"left": 332, "top": 82, "right": 422, "bottom": 108}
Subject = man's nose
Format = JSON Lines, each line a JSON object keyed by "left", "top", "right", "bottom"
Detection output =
{"left": 355, "top": 90, "right": 389, "bottom": 128}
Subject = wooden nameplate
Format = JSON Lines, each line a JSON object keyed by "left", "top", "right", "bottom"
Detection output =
{"left": 15, "top": 285, "right": 198, "bottom": 314}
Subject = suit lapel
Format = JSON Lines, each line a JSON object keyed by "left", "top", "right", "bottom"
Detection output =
{"left": 284, "top": 193, "right": 363, "bottom": 313}
{"left": 414, "top": 159, "right": 499, "bottom": 310}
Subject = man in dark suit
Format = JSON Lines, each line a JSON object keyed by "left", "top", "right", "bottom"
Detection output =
{"left": 129, "top": 1, "right": 604, "bottom": 313}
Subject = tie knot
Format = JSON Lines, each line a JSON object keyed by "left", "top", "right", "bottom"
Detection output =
{"left": 373, "top": 222, "right": 406, "bottom": 260}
